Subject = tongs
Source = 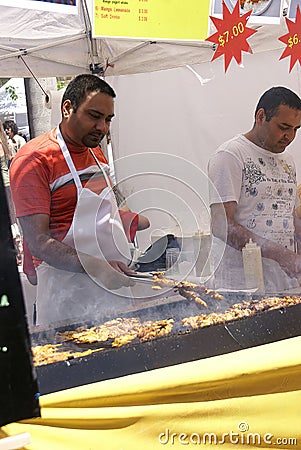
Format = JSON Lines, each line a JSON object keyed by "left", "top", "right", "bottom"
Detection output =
{"left": 127, "top": 272, "right": 156, "bottom": 284}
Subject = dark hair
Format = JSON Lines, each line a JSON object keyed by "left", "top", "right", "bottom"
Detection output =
{"left": 61, "top": 74, "right": 116, "bottom": 112}
{"left": 255, "top": 86, "right": 301, "bottom": 121}
{"left": 3, "top": 120, "right": 18, "bottom": 136}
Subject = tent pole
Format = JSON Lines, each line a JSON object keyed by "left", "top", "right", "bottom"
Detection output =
{"left": 81, "top": 0, "right": 100, "bottom": 74}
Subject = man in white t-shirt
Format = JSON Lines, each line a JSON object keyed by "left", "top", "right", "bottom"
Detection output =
{"left": 208, "top": 86, "right": 301, "bottom": 292}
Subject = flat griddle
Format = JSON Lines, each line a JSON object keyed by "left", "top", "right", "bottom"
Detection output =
{"left": 31, "top": 292, "right": 301, "bottom": 395}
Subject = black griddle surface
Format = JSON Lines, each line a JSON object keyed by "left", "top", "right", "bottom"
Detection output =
{"left": 32, "top": 293, "right": 301, "bottom": 395}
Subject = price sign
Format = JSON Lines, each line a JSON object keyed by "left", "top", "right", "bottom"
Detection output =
{"left": 206, "top": 0, "right": 257, "bottom": 72}
{"left": 279, "top": 6, "right": 301, "bottom": 72}
{"left": 288, "top": 33, "right": 301, "bottom": 48}
{"left": 93, "top": 0, "right": 211, "bottom": 40}
{"left": 218, "top": 21, "right": 246, "bottom": 47}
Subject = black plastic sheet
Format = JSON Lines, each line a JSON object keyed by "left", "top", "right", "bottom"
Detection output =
{"left": 0, "top": 171, "right": 40, "bottom": 427}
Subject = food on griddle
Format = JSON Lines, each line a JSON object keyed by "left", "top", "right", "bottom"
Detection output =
{"left": 112, "top": 319, "right": 174, "bottom": 347}
{"left": 153, "top": 272, "right": 176, "bottom": 287}
{"left": 152, "top": 272, "right": 223, "bottom": 307}
{"left": 31, "top": 343, "right": 103, "bottom": 366}
{"left": 32, "top": 344, "right": 65, "bottom": 366}
{"left": 176, "top": 287, "right": 208, "bottom": 308}
{"left": 33, "top": 317, "right": 175, "bottom": 365}
{"left": 112, "top": 333, "right": 138, "bottom": 347}
{"left": 137, "top": 319, "right": 174, "bottom": 343}
{"left": 56, "top": 317, "right": 142, "bottom": 344}
{"left": 179, "top": 280, "right": 223, "bottom": 300}
{"left": 178, "top": 280, "right": 223, "bottom": 308}
{"left": 32, "top": 295, "right": 301, "bottom": 367}
{"left": 182, "top": 295, "right": 301, "bottom": 330}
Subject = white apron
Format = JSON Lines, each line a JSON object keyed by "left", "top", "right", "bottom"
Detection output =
{"left": 36, "top": 127, "right": 132, "bottom": 326}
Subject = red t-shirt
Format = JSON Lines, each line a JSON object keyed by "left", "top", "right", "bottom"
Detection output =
{"left": 10, "top": 129, "right": 138, "bottom": 274}
{"left": 10, "top": 129, "right": 109, "bottom": 242}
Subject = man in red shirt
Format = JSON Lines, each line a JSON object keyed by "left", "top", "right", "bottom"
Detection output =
{"left": 10, "top": 74, "right": 149, "bottom": 325}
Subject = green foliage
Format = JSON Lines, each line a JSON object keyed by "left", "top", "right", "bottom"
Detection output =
{"left": 5, "top": 85, "right": 18, "bottom": 101}
{"left": 57, "top": 80, "right": 68, "bottom": 91}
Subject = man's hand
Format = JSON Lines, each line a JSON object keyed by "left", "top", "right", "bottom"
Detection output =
{"left": 278, "top": 252, "right": 301, "bottom": 279}
{"left": 211, "top": 201, "right": 301, "bottom": 280}
{"left": 80, "top": 256, "right": 136, "bottom": 290}
{"left": 19, "top": 213, "right": 137, "bottom": 290}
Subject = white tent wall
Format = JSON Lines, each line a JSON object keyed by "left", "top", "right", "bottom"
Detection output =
{"left": 0, "top": 0, "right": 291, "bottom": 78}
{"left": 107, "top": 49, "right": 301, "bottom": 251}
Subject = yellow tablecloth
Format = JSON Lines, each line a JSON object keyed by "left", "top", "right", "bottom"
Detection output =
{"left": 1, "top": 335, "right": 301, "bottom": 449}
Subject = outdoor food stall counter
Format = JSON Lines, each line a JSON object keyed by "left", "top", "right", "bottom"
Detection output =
{"left": 29, "top": 287, "right": 301, "bottom": 395}
{"left": 2, "top": 267, "right": 301, "bottom": 448}
{"left": 1, "top": 334, "right": 301, "bottom": 449}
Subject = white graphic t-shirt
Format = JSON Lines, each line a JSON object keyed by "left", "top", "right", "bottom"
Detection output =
{"left": 208, "top": 134, "right": 299, "bottom": 292}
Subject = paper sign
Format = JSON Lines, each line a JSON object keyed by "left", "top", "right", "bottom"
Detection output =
{"left": 206, "top": 0, "right": 257, "bottom": 72}
{"left": 0, "top": 0, "right": 78, "bottom": 14}
{"left": 93, "top": 0, "right": 211, "bottom": 40}
{"left": 288, "top": 0, "right": 301, "bottom": 19}
{"left": 210, "top": 0, "right": 282, "bottom": 25}
{"left": 279, "top": 5, "right": 301, "bottom": 72}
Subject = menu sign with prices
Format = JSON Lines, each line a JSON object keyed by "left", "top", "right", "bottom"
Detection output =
{"left": 0, "top": 172, "right": 40, "bottom": 427}
{"left": 0, "top": 0, "right": 78, "bottom": 14}
{"left": 93, "top": 0, "right": 211, "bottom": 40}
{"left": 206, "top": 0, "right": 257, "bottom": 72}
{"left": 279, "top": 5, "right": 301, "bottom": 72}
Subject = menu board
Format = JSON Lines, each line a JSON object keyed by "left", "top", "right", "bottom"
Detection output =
{"left": 0, "top": 171, "right": 40, "bottom": 427}
{"left": 0, "top": 0, "right": 78, "bottom": 14}
{"left": 93, "top": 0, "right": 211, "bottom": 40}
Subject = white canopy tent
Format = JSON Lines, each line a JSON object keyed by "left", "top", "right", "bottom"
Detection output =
{"left": 0, "top": 0, "right": 292, "bottom": 77}
{"left": 1, "top": 0, "right": 301, "bottom": 253}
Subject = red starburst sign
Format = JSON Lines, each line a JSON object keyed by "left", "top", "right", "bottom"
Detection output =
{"left": 279, "top": 6, "right": 301, "bottom": 72}
{"left": 206, "top": 0, "right": 257, "bottom": 72}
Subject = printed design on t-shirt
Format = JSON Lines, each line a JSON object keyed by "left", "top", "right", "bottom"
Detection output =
{"left": 240, "top": 156, "right": 295, "bottom": 249}
{"left": 267, "top": 156, "right": 277, "bottom": 167}
{"left": 276, "top": 187, "right": 283, "bottom": 196}
{"left": 242, "top": 159, "right": 265, "bottom": 197}
{"left": 246, "top": 217, "right": 256, "bottom": 229}
{"left": 265, "top": 186, "right": 272, "bottom": 196}
{"left": 258, "top": 157, "right": 266, "bottom": 166}
{"left": 279, "top": 159, "right": 296, "bottom": 183}
{"left": 256, "top": 202, "right": 264, "bottom": 212}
